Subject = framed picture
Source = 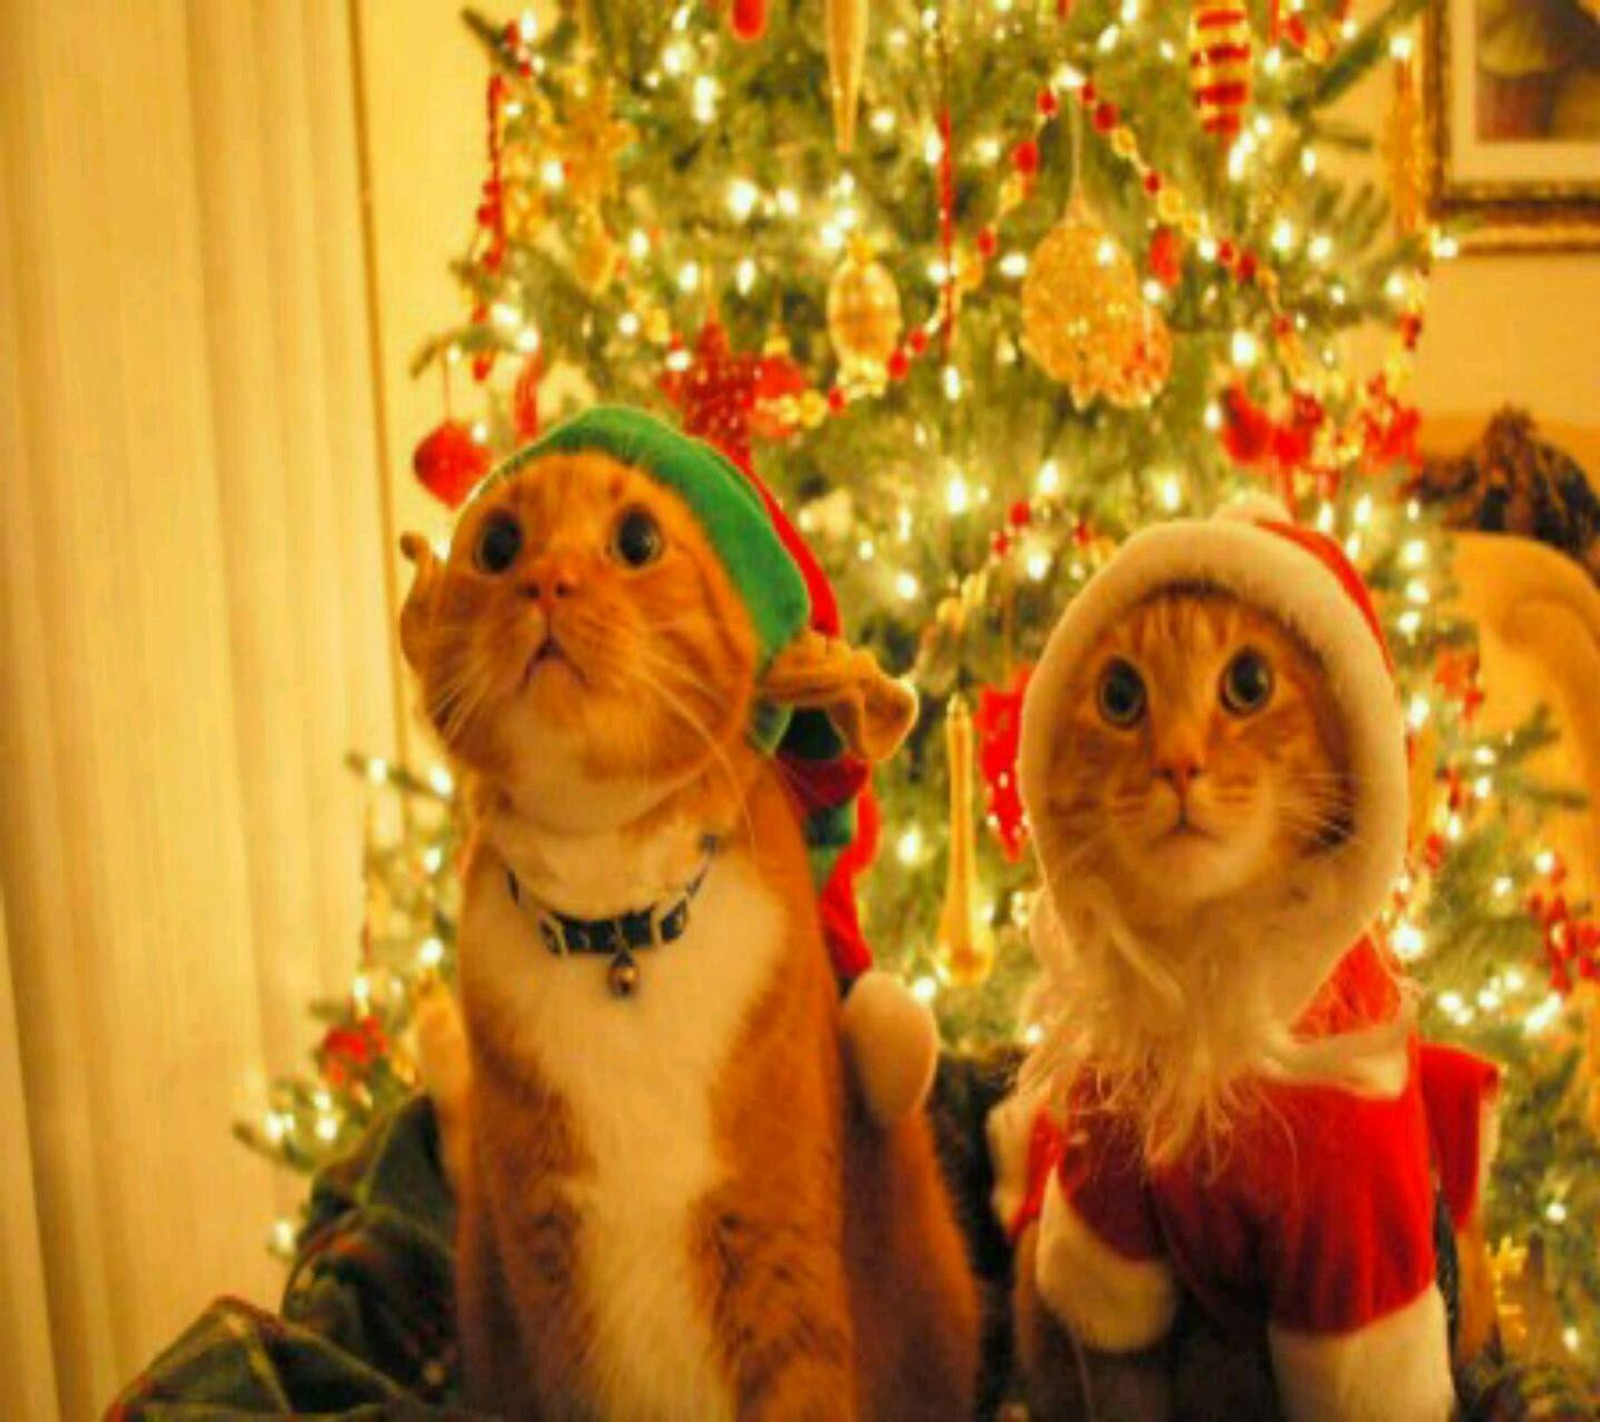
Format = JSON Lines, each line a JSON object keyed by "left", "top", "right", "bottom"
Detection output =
{"left": 1422, "top": 0, "right": 1600, "bottom": 250}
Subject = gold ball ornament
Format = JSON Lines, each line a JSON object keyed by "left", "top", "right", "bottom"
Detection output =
{"left": 1189, "top": 2, "right": 1254, "bottom": 146}
{"left": 827, "top": 242, "right": 903, "bottom": 380}
{"left": 797, "top": 389, "right": 831, "bottom": 428}
{"left": 1020, "top": 196, "right": 1172, "bottom": 409}
{"left": 643, "top": 306, "right": 673, "bottom": 345}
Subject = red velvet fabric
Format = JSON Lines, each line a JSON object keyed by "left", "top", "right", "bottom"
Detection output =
{"left": 1419, "top": 1041, "right": 1501, "bottom": 1229}
{"left": 1007, "top": 945, "right": 1495, "bottom": 1342}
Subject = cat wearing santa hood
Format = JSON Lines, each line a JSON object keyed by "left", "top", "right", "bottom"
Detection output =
{"left": 990, "top": 502, "right": 1500, "bottom": 1421}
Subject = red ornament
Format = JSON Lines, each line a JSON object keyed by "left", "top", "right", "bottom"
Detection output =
{"left": 1008, "top": 499, "right": 1033, "bottom": 528}
{"left": 751, "top": 338, "right": 809, "bottom": 440}
{"left": 886, "top": 348, "right": 911, "bottom": 382}
{"left": 1221, "top": 382, "right": 1276, "bottom": 464}
{"left": 413, "top": 420, "right": 491, "bottom": 509}
{"left": 1358, "top": 375, "right": 1423, "bottom": 475}
{"left": 1271, "top": 391, "right": 1325, "bottom": 470}
{"left": 977, "top": 225, "right": 1000, "bottom": 259}
{"left": 827, "top": 385, "right": 848, "bottom": 415}
{"left": 1221, "top": 382, "right": 1323, "bottom": 505}
{"left": 974, "top": 665, "right": 1036, "bottom": 862}
{"left": 1093, "top": 100, "right": 1118, "bottom": 132}
{"left": 1037, "top": 88, "right": 1060, "bottom": 118}
{"left": 908, "top": 328, "right": 930, "bottom": 356}
{"left": 731, "top": 0, "right": 767, "bottom": 41}
{"left": 1013, "top": 139, "right": 1040, "bottom": 177}
{"left": 660, "top": 317, "right": 762, "bottom": 471}
{"left": 319, "top": 1014, "right": 390, "bottom": 1087}
{"left": 1432, "top": 647, "right": 1484, "bottom": 721}
{"left": 512, "top": 351, "right": 543, "bottom": 442}
{"left": 1150, "top": 226, "right": 1184, "bottom": 288}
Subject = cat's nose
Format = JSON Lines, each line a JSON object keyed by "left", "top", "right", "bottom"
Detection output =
{"left": 1155, "top": 758, "right": 1204, "bottom": 796}
{"left": 520, "top": 560, "right": 580, "bottom": 609}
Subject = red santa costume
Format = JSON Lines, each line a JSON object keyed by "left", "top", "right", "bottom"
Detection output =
{"left": 990, "top": 506, "right": 1499, "bottom": 1421}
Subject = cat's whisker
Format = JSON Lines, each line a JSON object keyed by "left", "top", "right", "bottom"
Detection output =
{"left": 621, "top": 655, "right": 760, "bottom": 854}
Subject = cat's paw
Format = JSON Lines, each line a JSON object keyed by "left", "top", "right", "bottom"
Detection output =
{"left": 413, "top": 974, "right": 471, "bottom": 1189}
{"left": 842, "top": 970, "right": 938, "bottom": 1125}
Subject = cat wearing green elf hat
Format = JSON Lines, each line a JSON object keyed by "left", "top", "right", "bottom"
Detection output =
{"left": 400, "top": 408, "right": 978, "bottom": 1420}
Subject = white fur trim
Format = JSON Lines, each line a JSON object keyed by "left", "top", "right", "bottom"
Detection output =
{"left": 986, "top": 1086, "right": 1050, "bottom": 1233}
{"left": 1035, "top": 1170, "right": 1177, "bottom": 1354}
{"left": 1019, "top": 516, "right": 1408, "bottom": 1028}
{"left": 1217, "top": 494, "right": 1293, "bottom": 524}
{"left": 841, "top": 969, "right": 938, "bottom": 1123}
{"left": 1270, "top": 1287, "right": 1453, "bottom": 1422}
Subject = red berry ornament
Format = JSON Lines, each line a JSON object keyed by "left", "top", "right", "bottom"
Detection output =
{"left": 1150, "top": 226, "right": 1185, "bottom": 289}
{"left": 731, "top": 0, "right": 767, "bottom": 41}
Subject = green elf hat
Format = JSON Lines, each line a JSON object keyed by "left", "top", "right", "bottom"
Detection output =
{"left": 481, "top": 406, "right": 809, "bottom": 672}
{"left": 473, "top": 406, "right": 812, "bottom": 748}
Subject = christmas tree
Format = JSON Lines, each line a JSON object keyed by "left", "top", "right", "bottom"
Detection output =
{"left": 242, "top": 0, "right": 1600, "bottom": 1373}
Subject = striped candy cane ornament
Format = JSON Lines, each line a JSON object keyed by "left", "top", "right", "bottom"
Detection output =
{"left": 1188, "top": 2, "right": 1253, "bottom": 145}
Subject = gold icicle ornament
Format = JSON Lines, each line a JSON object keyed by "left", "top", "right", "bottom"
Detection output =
{"left": 1020, "top": 194, "right": 1172, "bottom": 409}
{"left": 938, "top": 696, "right": 995, "bottom": 987}
{"left": 1384, "top": 44, "right": 1426, "bottom": 239}
{"left": 825, "top": 0, "right": 869, "bottom": 153}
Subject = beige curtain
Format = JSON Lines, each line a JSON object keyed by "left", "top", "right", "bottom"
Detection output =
{"left": 0, "top": 2, "right": 400, "bottom": 1416}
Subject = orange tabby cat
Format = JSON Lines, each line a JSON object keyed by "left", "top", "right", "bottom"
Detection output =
{"left": 400, "top": 431, "right": 977, "bottom": 1420}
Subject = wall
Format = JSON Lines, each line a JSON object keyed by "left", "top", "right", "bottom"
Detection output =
{"left": 1417, "top": 255, "right": 1600, "bottom": 428}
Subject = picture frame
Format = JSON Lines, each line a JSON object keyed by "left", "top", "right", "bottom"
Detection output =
{"left": 1421, "top": 0, "right": 1600, "bottom": 251}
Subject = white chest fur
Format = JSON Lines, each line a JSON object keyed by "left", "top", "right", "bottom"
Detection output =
{"left": 460, "top": 843, "right": 788, "bottom": 1421}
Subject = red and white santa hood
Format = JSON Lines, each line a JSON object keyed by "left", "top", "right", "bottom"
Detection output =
{"left": 1018, "top": 501, "right": 1410, "bottom": 1033}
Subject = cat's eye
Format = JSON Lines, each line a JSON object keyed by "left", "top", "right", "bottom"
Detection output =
{"left": 612, "top": 507, "right": 664, "bottom": 568}
{"left": 474, "top": 512, "right": 523, "bottom": 575}
{"left": 1221, "top": 648, "right": 1274, "bottom": 716}
{"left": 1097, "top": 658, "right": 1147, "bottom": 727}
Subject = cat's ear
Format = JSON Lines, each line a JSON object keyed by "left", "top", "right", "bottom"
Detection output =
{"left": 398, "top": 533, "right": 442, "bottom": 675}
{"left": 760, "top": 631, "right": 918, "bottom": 761}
